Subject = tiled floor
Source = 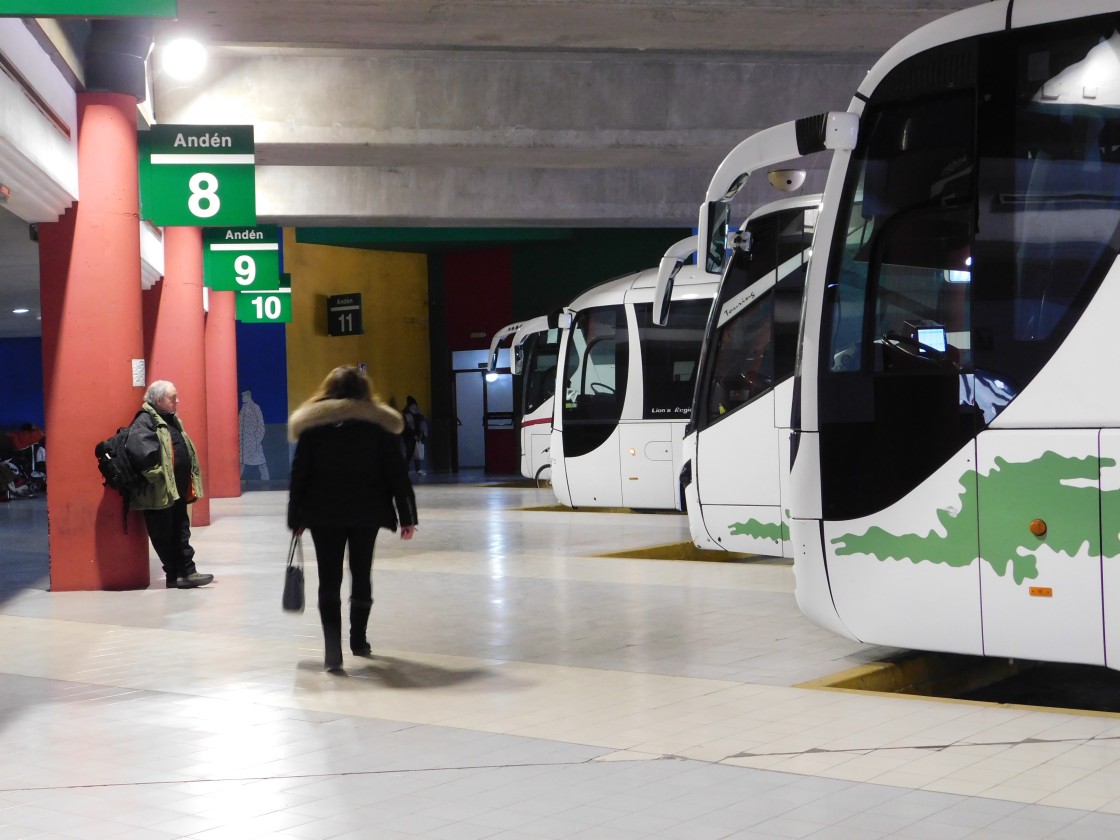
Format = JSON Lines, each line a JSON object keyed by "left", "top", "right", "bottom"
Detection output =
{"left": 2, "top": 481, "right": 1120, "bottom": 838}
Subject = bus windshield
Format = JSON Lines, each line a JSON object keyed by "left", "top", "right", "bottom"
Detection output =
{"left": 696, "top": 203, "right": 815, "bottom": 431}
{"left": 522, "top": 330, "right": 560, "bottom": 416}
{"left": 561, "top": 305, "right": 629, "bottom": 456}
{"left": 817, "top": 14, "right": 1120, "bottom": 519}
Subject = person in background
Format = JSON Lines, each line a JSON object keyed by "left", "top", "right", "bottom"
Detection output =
{"left": 402, "top": 395, "right": 429, "bottom": 476}
{"left": 238, "top": 390, "right": 269, "bottom": 480}
{"left": 127, "top": 381, "right": 214, "bottom": 589}
{"left": 288, "top": 366, "right": 418, "bottom": 672}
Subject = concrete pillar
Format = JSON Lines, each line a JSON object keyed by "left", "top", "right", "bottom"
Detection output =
{"left": 38, "top": 93, "right": 150, "bottom": 591}
{"left": 205, "top": 290, "right": 241, "bottom": 498}
{"left": 145, "top": 226, "right": 211, "bottom": 526}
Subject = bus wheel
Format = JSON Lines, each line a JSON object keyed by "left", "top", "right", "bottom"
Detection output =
{"left": 535, "top": 465, "right": 552, "bottom": 488}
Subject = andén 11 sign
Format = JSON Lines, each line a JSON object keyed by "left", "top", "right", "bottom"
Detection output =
{"left": 139, "top": 125, "right": 255, "bottom": 227}
{"left": 327, "top": 294, "right": 363, "bottom": 336}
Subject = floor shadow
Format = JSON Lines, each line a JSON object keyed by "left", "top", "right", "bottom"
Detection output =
{"left": 241, "top": 479, "right": 291, "bottom": 492}
{"left": 351, "top": 654, "right": 494, "bottom": 688}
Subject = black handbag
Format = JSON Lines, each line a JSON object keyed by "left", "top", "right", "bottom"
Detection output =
{"left": 283, "top": 534, "right": 305, "bottom": 613}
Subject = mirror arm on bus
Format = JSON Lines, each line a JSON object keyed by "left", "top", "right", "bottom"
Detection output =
{"left": 487, "top": 320, "right": 525, "bottom": 373}
{"left": 699, "top": 111, "right": 859, "bottom": 274}
{"left": 506, "top": 313, "right": 557, "bottom": 376}
{"left": 652, "top": 235, "right": 699, "bottom": 327}
{"left": 702, "top": 112, "right": 858, "bottom": 206}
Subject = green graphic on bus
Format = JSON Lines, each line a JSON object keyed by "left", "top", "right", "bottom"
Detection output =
{"left": 832, "top": 451, "right": 1119, "bottom": 585}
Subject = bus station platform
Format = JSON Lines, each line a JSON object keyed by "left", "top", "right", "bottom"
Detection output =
{"left": 1, "top": 481, "right": 1120, "bottom": 838}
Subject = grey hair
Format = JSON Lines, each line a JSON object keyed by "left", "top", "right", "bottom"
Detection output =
{"left": 145, "top": 380, "right": 176, "bottom": 405}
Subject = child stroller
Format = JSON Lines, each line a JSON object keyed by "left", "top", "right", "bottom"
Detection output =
{"left": 0, "top": 457, "right": 34, "bottom": 500}
{"left": 10, "top": 441, "right": 45, "bottom": 493}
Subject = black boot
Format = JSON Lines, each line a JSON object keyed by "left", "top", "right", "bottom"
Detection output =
{"left": 319, "top": 597, "right": 343, "bottom": 671}
{"left": 350, "top": 599, "right": 373, "bottom": 655}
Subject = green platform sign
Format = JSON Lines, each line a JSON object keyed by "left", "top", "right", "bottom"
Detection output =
{"left": 203, "top": 225, "right": 280, "bottom": 291}
{"left": 0, "top": 1, "right": 176, "bottom": 15}
{"left": 237, "top": 280, "right": 291, "bottom": 324}
{"left": 139, "top": 125, "right": 255, "bottom": 226}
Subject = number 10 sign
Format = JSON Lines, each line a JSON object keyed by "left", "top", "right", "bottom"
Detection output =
{"left": 237, "top": 286, "right": 292, "bottom": 323}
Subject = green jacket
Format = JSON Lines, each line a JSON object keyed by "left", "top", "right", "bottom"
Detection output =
{"left": 125, "top": 403, "right": 204, "bottom": 510}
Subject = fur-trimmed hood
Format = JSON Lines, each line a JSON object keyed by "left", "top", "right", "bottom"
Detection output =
{"left": 288, "top": 398, "right": 404, "bottom": 441}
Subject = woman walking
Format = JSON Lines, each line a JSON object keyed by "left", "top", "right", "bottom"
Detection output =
{"left": 288, "top": 366, "right": 417, "bottom": 671}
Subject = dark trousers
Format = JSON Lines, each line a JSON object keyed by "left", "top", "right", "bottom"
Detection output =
{"left": 144, "top": 499, "right": 197, "bottom": 583}
{"left": 309, "top": 526, "right": 377, "bottom": 626}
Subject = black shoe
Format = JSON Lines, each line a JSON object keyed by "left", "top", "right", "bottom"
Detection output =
{"left": 349, "top": 599, "right": 373, "bottom": 656}
{"left": 325, "top": 642, "right": 343, "bottom": 671}
{"left": 172, "top": 572, "right": 214, "bottom": 589}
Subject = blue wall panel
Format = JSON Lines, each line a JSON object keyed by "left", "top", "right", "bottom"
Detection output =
{"left": 235, "top": 321, "right": 288, "bottom": 422}
{"left": 0, "top": 337, "right": 44, "bottom": 429}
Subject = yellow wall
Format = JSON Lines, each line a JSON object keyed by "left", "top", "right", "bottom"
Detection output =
{"left": 283, "top": 228, "right": 430, "bottom": 414}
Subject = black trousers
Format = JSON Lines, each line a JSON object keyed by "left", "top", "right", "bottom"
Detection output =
{"left": 143, "top": 498, "right": 197, "bottom": 583}
{"left": 309, "top": 526, "right": 377, "bottom": 625}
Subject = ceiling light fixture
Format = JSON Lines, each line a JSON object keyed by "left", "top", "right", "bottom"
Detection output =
{"left": 12, "top": 308, "right": 30, "bottom": 314}
{"left": 161, "top": 38, "right": 207, "bottom": 82}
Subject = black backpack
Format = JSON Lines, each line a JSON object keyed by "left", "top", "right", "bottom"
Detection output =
{"left": 95, "top": 425, "right": 139, "bottom": 491}
{"left": 94, "top": 412, "right": 144, "bottom": 527}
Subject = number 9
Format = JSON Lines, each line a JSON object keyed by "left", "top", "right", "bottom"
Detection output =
{"left": 234, "top": 255, "right": 256, "bottom": 286}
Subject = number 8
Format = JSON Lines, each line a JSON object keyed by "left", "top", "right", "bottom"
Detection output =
{"left": 188, "top": 172, "right": 221, "bottom": 219}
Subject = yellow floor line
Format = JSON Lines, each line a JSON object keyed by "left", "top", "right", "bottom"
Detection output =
{"left": 596, "top": 541, "right": 762, "bottom": 563}
{"left": 798, "top": 654, "right": 1120, "bottom": 718}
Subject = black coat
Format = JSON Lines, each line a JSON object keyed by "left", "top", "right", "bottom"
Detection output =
{"left": 287, "top": 398, "right": 417, "bottom": 532}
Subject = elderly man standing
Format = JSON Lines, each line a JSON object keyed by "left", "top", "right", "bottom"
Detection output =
{"left": 126, "top": 380, "right": 214, "bottom": 589}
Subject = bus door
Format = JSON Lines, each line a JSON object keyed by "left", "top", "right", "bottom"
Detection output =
{"left": 520, "top": 330, "right": 560, "bottom": 482}
{"left": 1101, "top": 432, "right": 1120, "bottom": 669}
{"left": 624, "top": 299, "right": 710, "bottom": 510}
{"left": 978, "top": 430, "right": 1103, "bottom": 665}
{"left": 558, "top": 304, "right": 628, "bottom": 506}
{"left": 817, "top": 85, "right": 985, "bottom": 654}
{"left": 691, "top": 206, "right": 811, "bottom": 555}
{"left": 972, "top": 18, "right": 1120, "bottom": 665}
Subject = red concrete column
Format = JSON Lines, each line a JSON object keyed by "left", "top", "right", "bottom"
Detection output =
{"left": 205, "top": 291, "right": 241, "bottom": 498}
{"left": 146, "top": 226, "right": 211, "bottom": 526}
{"left": 38, "top": 93, "right": 149, "bottom": 591}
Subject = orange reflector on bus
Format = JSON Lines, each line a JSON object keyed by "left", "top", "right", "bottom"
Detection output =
{"left": 1029, "top": 587, "right": 1053, "bottom": 598}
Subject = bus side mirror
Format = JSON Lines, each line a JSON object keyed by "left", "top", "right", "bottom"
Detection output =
{"left": 700, "top": 200, "right": 731, "bottom": 275}
{"left": 727, "top": 229, "right": 753, "bottom": 254}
